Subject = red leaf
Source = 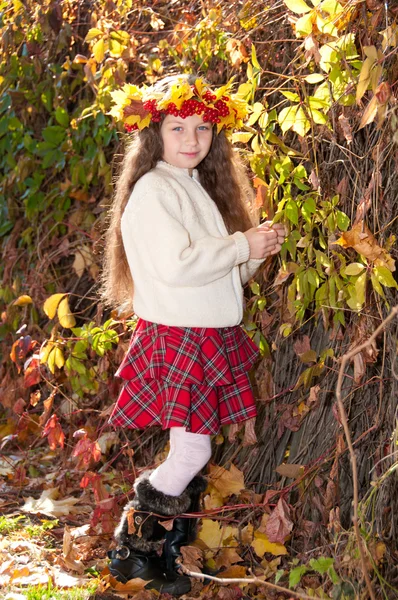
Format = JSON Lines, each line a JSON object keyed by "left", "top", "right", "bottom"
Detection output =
{"left": 72, "top": 434, "right": 102, "bottom": 468}
{"left": 10, "top": 336, "right": 36, "bottom": 372}
{"left": 24, "top": 357, "right": 41, "bottom": 388}
{"left": 42, "top": 414, "right": 65, "bottom": 450}
{"left": 265, "top": 498, "right": 293, "bottom": 544}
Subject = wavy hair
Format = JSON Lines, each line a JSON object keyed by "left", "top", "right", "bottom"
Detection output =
{"left": 101, "top": 76, "right": 255, "bottom": 311}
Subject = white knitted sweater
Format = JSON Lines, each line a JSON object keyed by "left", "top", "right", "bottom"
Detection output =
{"left": 121, "top": 161, "right": 265, "bottom": 327}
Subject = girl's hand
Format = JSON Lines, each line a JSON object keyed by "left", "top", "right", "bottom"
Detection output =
{"left": 244, "top": 222, "right": 286, "bottom": 259}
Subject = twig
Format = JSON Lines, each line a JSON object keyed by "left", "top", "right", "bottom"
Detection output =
{"left": 179, "top": 565, "right": 315, "bottom": 599}
{"left": 335, "top": 305, "right": 398, "bottom": 600}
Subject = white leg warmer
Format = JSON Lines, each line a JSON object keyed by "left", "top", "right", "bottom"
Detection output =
{"left": 149, "top": 427, "right": 212, "bottom": 497}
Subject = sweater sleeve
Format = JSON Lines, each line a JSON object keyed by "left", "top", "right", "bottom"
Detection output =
{"left": 121, "top": 181, "right": 251, "bottom": 288}
{"left": 239, "top": 258, "right": 265, "bottom": 285}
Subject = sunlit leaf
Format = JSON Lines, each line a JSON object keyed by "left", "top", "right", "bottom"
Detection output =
{"left": 13, "top": 295, "right": 33, "bottom": 306}
{"left": 43, "top": 293, "right": 66, "bottom": 319}
{"left": 57, "top": 296, "right": 76, "bottom": 328}
{"left": 284, "top": 0, "right": 312, "bottom": 14}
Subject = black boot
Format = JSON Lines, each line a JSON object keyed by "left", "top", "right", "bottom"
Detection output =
{"left": 109, "top": 470, "right": 193, "bottom": 595}
{"left": 162, "top": 475, "right": 207, "bottom": 573}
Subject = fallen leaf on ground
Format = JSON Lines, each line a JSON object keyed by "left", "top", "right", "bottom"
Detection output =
{"left": 265, "top": 498, "right": 293, "bottom": 543}
{"left": 251, "top": 529, "right": 287, "bottom": 557}
{"left": 198, "top": 519, "right": 238, "bottom": 551}
{"left": 22, "top": 488, "right": 91, "bottom": 517}
{"left": 208, "top": 463, "right": 245, "bottom": 498}
{"left": 179, "top": 545, "right": 203, "bottom": 572}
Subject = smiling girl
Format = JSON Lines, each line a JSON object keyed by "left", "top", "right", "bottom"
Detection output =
{"left": 101, "top": 75, "right": 285, "bottom": 594}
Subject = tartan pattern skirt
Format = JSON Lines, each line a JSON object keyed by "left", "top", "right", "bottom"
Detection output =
{"left": 108, "top": 318, "right": 259, "bottom": 435}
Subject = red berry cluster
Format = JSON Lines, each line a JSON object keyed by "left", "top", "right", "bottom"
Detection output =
{"left": 124, "top": 89, "right": 232, "bottom": 131}
{"left": 143, "top": 99, "right": 162, "bottom": 122}
{"left": 125, "top": 123, "right": 139, "bottom": 132}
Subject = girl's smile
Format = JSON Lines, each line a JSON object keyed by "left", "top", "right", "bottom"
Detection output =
{"left": 160, "top": 114, "right": 213, "bottom": 170}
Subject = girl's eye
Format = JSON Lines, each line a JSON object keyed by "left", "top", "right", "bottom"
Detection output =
{"left": 198, "top": 126, "right": 210, "bottom": 131}
{"left": 172, "top": 127, "right": 183, "bottom": 131}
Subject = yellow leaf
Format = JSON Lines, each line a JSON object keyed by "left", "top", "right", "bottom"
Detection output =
{"left": 198, "top": 519, "right": 238, "bottom": 551}
{"left": 209, "top": 463, "right": 245, "bottom": 498}
{"left": 47, "top": 347, "right": 57, "bottom": 374}
{"left": 356, "top": 53, "right": 377, "bottom": 103}
{"left": 358, "top": 95, "right": 378, "bottom": 129}
{"left": 43, "top": 294, "right": 66, "bottom": 319}
{"left": 295, "top": 11, "right": 314, "bottom": 35}
{"left": 204, "top": 484, "right": 224, "bottom": 510}
{"left": 251, "top": 530, "right": 287, "bottom": 557}
{"left": 284, "top": 0, "right": 312, "bottom": 14}
{"left": 380, "top": 24, "right": 398, "bottom": 51}
{"left": 13, "top": 295, "right": 33, "bottom": 306}
{"left": 54, "top": 347, "right": 65, "bottom": 369}
{"left": 40, "top": 342, "right": 54, "bottom": 365}
{"left": 85, "top": 27, "right": 103, "bottom": 42}
{"left": 57, "top": 296, "right": 76, "bottom": 329}
{"left": 92, "top": 38, "right": 105, "bottom": 63}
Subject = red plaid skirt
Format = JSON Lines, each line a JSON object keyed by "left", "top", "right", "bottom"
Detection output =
{"left": 108, "top": 319, "right": 259, "bottom": 435}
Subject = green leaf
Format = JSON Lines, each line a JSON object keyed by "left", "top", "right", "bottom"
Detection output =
{"left": 304, "top": 73, "right": 325, "bottom": 83}
{"left": 289, "top": 565, "right": 308, "bottom": 587}
{"left": 55, "top": 107, "right": 69, "bottom": 128}
{"left": 309, "top": 557, "right": 335, "bottom": 574}
{"left": 373, "top": 266, "right": 398, "bottom": 289}
{"left": 281, "top": 91, "right": 300, "bottom": 102}
{"left": 284, "top": 0, "right": 312, "bottom": 14}
{"left": 370, "top": 274, "right": 385, "bottom": 298}
{"left": 343, "top": 263, "right": 365, "bottom": 276}
{"left": 42, "top": 126, "right": 66, "bottom": 147}
{"left": 250, "top": 281, "right": 261, "bottom": 295}
{"left": 303, "top": 197, "right": 316, "bottom": 214}
{"left": 292, "top": 106, "right": 311, "bottom": 137}
{"left": 280, "top": 323, "right": 293, "bottom": 337}
{"left": 278, "top": 105, "right": 298, "bottom": 134}
{"left": 286, "top": 199, "right": 299, "bottom": 225}
{"left": 336, "top": 210, "right": 350, "bottom": 231}
{"left": 295, "top": 12, "right": 314, "bottom": 35}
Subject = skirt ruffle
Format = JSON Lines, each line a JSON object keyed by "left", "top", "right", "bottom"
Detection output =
{"left": 109, "top": 319, "right": 259, "bottom": 435}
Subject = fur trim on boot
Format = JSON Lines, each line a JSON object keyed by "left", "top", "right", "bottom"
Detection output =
{"left": 114, "top": 470, "right": 194, "bottom": 554}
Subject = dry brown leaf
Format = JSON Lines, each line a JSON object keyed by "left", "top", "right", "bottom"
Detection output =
{"left": 110, "top": 574, "right": 149, "bottom": 592}
{"left": 219, "top": 565, "right": 247, "bottom": 578}
{"left": 159, "top": 518, "right": 174, "bottom": 531}
{"left": 215, "top": 547, "right": 244, "bottom": 569}
{"left": 243, "top": 417, "right": 257, "bottom": 446}
{"left": 226, "top": 38, "right": 248, "bottom": 68}
{"left": 338, "top": 114, "right": 353, "bottom": 144}
{"left": 179, "top": 545, "right": 203, "bottom": 572}
{"left": 335, "top": 221, "right": 394, "bottom": 269}
{"left": 208, "top": 463, "right": 245, "bottom": 498}
{"left": 265, "top": 498, "right": 293, "bottom": 544}
{"left": 275, "top": 463, "right": 304, "bottom": 479}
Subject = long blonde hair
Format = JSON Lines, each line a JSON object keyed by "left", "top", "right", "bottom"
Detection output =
{"left": 101, "top": 78, "right": 255, "bottom": 311}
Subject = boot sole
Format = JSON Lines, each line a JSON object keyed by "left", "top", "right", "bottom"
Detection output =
{"left": 109, "top": 567, "right": 191, "bottom": 596}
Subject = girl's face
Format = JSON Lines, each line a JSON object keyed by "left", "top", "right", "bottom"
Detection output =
{"left": 160, "top": 114, "right": 213, "bottom": 170}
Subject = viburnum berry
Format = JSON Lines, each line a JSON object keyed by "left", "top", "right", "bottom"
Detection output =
{"left": 125, "top": 123, "right": 139, "bottom": 132}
